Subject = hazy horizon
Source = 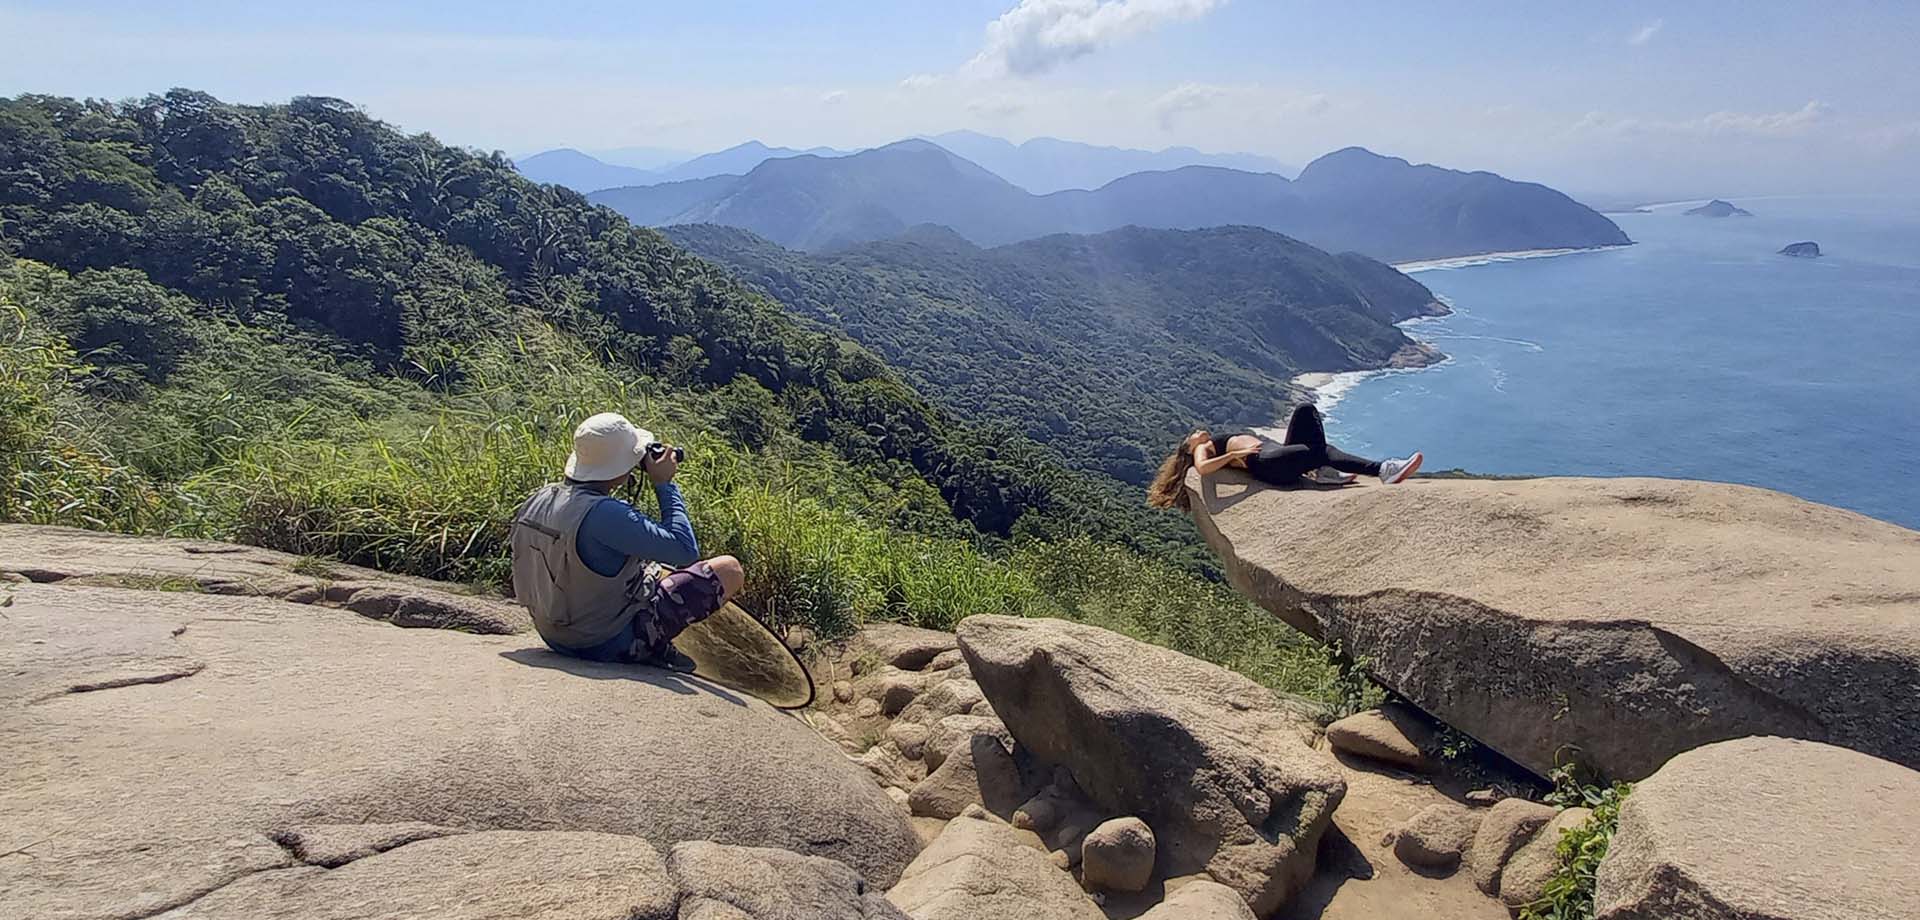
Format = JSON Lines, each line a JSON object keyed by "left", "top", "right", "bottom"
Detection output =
{"left": 5, "top": 1, "right": 1917, "bottom": 200}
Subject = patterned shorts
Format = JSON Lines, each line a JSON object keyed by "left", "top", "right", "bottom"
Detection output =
{"left": 624, "top": 561, "right": 728, "bottom": 659}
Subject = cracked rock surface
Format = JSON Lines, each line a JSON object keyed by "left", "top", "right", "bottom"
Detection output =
{"left": 0, "top": 541, "right": 918, "bottom": 920}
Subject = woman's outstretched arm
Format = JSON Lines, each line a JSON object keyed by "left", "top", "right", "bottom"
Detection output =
{"left": 1192, "top": 441, "right": 1253, "bottom": 476}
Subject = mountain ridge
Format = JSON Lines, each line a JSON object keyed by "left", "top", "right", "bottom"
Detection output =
{"left": 600, "top": 142, "right": 1630, "bottom": 263}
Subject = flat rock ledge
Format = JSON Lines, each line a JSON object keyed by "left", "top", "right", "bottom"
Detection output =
{"left": 0, "top": 524, "right": 530, "bottom": 634}
{"left": 1184, "top": 471, "right": 1920, "bottom": 780}
{"left": 0, "top": 530, "right": 920, "bottom": 920}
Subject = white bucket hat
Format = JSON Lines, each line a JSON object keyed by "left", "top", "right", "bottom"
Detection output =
{"left": 564, "top": 412, "right": 656, "bottom": 482}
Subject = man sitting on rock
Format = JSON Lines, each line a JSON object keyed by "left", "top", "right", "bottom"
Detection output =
{"left": 510, "top": 412, "right": 745, "bottom": 671}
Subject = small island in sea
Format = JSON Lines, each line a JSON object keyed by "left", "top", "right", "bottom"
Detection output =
{"left": 1779, "top": 241, "right": 1822, "bottom": 258}
{"left": 1686, "top": 199, "right": 1754, "bottom": 218}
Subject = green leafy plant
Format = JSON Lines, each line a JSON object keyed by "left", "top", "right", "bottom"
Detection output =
{"left": 1521, "top": 763, "right": 1634, "bottom": 920}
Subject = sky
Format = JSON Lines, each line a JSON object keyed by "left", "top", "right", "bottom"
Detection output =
{"left": 5, "top": 0, "right": 1919, "bottom": 199}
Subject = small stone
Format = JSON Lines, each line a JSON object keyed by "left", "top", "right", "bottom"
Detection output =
{"left": 832, "top": 680, "right": 855, "bottom": 703}
{"left": 1465, "top": 789, "right": 1500, "bottom": 807}
{"left": 888, "top": 722, "right": 931, "bottom": 760}
{"left": 1081, "top": 817, "right": 1156, "bottom": 893}
{"left": 1386, "top": 803, "right": 1480, "bottom": 871}
{"left": 927, "top": 649, "right": 965, "bottom": 671}
{"left": 885, "top": 787, "right": 910, "bottom": 808}
{"left": 1013, "top": 793, "right": 1064, "bottom": 832}
{"left": 1324, "top": 704, "right": 1435, "bottom": 772}
{"left": 853, "top": 698, "right": 883, "bottom": 720}
{"left": 877, "top": 672, "right": 923, "bottom": 717}
{"left": 1469, "top": 798, "right": 1559, "bottom": 895}
{"left": 1500, "top": 807, "right": 1592, "bottom": 908}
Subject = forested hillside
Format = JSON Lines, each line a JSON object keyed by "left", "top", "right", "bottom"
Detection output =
{"left": 0, "top": 90, "right": 1282, "bottom": 577}
{"left": 593, "top": 139, "right": 1630, "bottom": 261}
{"left": 671, "top": 223, "right": 1443, "bottom": 484}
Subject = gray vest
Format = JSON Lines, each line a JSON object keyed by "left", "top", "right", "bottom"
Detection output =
{"left": 510, "top": 483, "right": 650, "bottom": 649}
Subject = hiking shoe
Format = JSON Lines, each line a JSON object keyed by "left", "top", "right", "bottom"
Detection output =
{"left": 646, "top": 644, "right": 699, "bottom": 674}
{"left": 1305, "top": 467, "right": 1359, "bottom": 485}
{"left": 1380, "top": 452, "right": 1424, "bottom": 484}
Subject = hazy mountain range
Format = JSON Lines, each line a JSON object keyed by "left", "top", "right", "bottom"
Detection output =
{"left": 669, "top": 223, "right": 1442, "bottom": 484}
{"left": 516, "top": 133, "right": 1293, "bottom": 195}
{"left": 593, "top": 141, "right": 1630, "bottom": 263}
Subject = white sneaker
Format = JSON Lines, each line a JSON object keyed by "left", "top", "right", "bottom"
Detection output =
{"left": 1380, "top": 452, "right": 1424, "bottom": 484}
{"left": 1304, "top": 467, "right": 1358, "bottom": 485}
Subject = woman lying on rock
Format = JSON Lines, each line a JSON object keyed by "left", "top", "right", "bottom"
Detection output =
{"left": 1147, "top": 403, "right": 1423, "bottom": 508}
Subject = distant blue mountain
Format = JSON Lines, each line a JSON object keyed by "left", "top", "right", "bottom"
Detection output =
{"left": 591, "top": 141, "right": 1629, "bottom": 262}
{"left": 924, "top": 130, "right": 1296, "bottom": 192}
{"left": 512, "top": 149, "right": 657, "bottom": 193}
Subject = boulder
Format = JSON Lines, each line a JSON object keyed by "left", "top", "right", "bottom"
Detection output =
{"left": 862, "top": 623, "right": 958, "bottom": 671}
{"left": 875, "top": 668, "right": 928, "bottom": 716}
{"left": 1325, "top": 704, "right": 1435, "bottom": 772}
{"left": 908, "top": 731, "right": 1024, "bottom": 820}
{"left": 1184, "top": 471, "right": 1920, "bottom": 780}
{"left": 885, "top": 812, "right": 1105, "bottom": 920}
{"left": 888, "top": 721, "right": 933, "bottom": 760}
{"left": 141, "top": 830, "right": 680, "bottom": 919}
{"left": 1081, "top": 817, "right": 1157, "bottom": 893}
{"left": 1468, "top": 798, "right": 1558, "bottom": 895}
{"left": 897, "top": 679, "right": 985, "bottom": 727}
{"left": 1385, "top": 803, "right": 1479, "bottom": 871}
{"left": 958, "top": 615, "right": 1343, "bottom": 916}
{"left": 1138, "top": 879, "right": 1259, "bottom": 920}
{"left": 1595, "top": 737, "right": 1920, "bottom": 920}
{"left": 667, "top": 841, "right": 909, "bottom": 920}
{"left": 1499, "top": 807, "right": 1591, "bottom": 909}
{"left": 0, "top": 575, "right": 921, "bottom": 920}
{"left": 855, "top": 743, "right": 927, "bottom": 790}
{"left": 923, "top": 714, "right": 1010, "bottom": 772}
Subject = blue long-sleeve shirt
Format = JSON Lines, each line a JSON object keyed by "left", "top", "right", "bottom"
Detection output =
{"left": 574, "top": 482, "right": 699, "bottom": 577}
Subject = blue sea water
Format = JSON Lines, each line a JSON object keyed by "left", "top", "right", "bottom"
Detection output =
{"left": 1314, "top": 196, "right": 1920, "bottom": 530}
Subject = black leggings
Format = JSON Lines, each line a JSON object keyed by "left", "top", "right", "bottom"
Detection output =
{"left": 1244, "top": 405, "right": 1381, "bottom": 484}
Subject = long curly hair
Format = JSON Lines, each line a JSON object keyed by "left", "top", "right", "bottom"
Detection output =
{"left": 1146, "top": 430, "right": 1206, "bottom": 510}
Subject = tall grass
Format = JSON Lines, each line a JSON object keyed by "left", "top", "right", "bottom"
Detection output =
{"left": 1, "top": 282, "right": 1352, "bottom": 710}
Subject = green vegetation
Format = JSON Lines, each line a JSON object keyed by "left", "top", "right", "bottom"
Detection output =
{"left": 0, "top": 90, "right": 1350, "bottom": 709}
{"left": 1521, "top": 764, "right": 1635, "bottom": 920}
{"left": 672, "top": 222, "right": 1440, "bottom": 485}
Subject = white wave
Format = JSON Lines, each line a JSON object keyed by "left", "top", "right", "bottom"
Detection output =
{"left": 1421, "top": 332, "right": 1544, "bottom": 353}
{"left": 1393, "top": 244, "right": 1629, "bottom": 273}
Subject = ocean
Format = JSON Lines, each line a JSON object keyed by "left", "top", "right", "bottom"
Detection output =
{"left": 1294, "top": 196, "right": 1920, "bottom": 531}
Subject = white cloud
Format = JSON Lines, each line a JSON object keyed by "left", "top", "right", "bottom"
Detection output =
{"left": 820, "top": 90, "right": 848, "bottom": 105}
{"left": 1628, "top": 19, "right": 1663, "bottom": 46}
{"left": 899, "top": 73, "right": 941, "bottom": 90}
{"left": 1153, "top": 81, "right": 1226, "bottom": 129}
{"left": 965, "top": 0, "right": 1226, "bottom": 78}
{"left": 1571, "top": 101, "right": 1832, "bottom": 139}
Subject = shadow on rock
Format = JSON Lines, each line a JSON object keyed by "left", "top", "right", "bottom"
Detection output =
{"left": 498, "top": 647, "right": 749, "bottom": 707}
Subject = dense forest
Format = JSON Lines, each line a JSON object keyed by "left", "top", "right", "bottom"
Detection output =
{"left": 0, "top": 90, "right": 1213, "bottom": 561}
{"left": 0, "top": 89, "right": 1371, "bottom": 703}
{"left": 672, "top": 222, "right": 1443, "bottom": 484}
